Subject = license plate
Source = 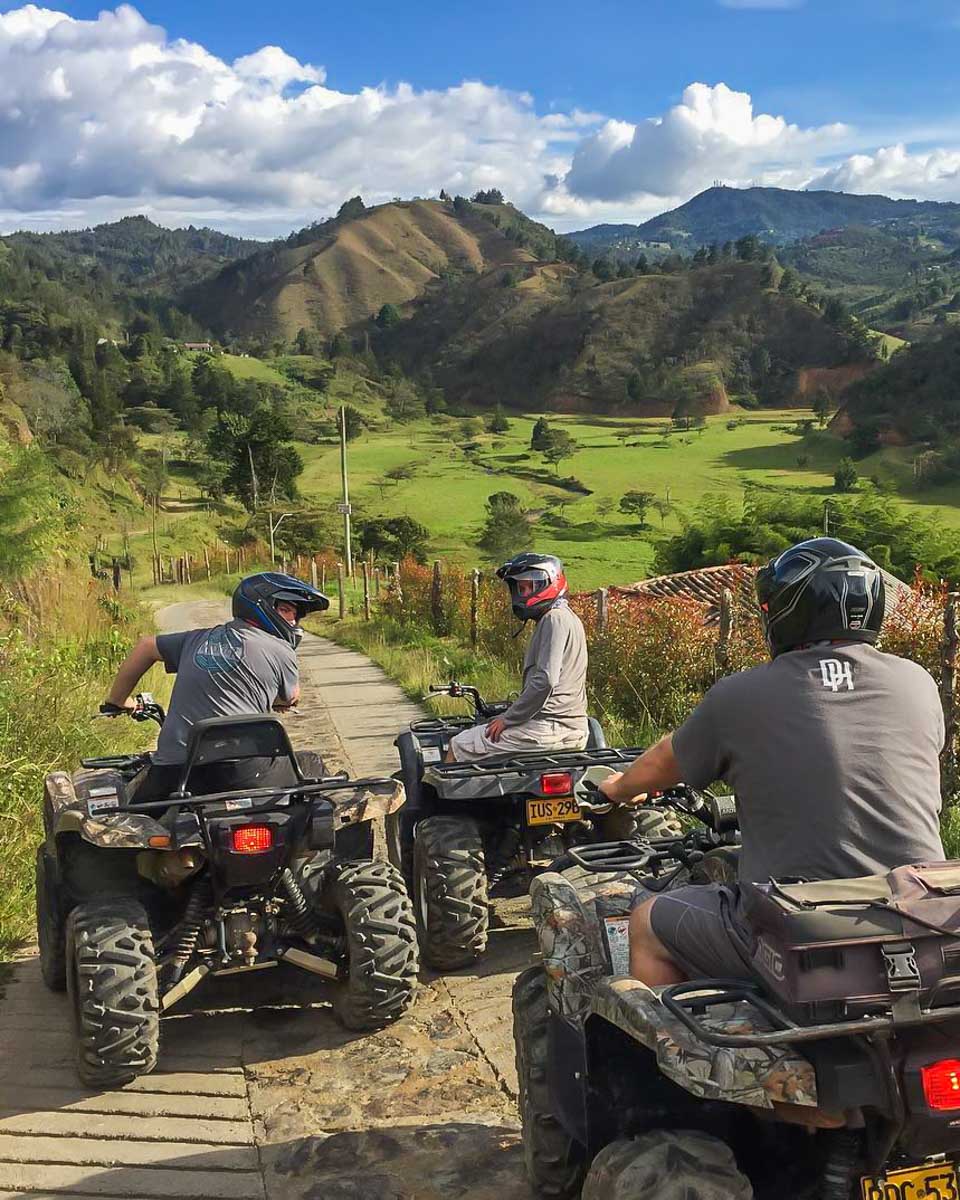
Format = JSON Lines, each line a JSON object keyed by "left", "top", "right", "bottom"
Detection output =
{"left": 861, "top": 1162, "right": 960, "bottom": 1199}
{"left": 526, "top": 797, "right": 581, "bottom": 826}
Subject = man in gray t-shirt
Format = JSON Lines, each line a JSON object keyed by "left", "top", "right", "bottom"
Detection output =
{"left": 102, "top": 572, "right": 327, "bottom": 799}
{"left": 597, "top": 539, "right": 945, "bottom": 987}
{"left": 447, "top": 552, "right": 588, "bottom": 761}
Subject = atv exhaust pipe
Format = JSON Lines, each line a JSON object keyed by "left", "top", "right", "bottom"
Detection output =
{"left": 280, "top": 946, "right": 339, "bottom": 979}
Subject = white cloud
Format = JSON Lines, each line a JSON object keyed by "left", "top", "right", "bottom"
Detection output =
{"left": 0, "top": 5, "right": 959, "bottom": 238}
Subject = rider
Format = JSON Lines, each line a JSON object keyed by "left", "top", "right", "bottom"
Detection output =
{"left": 597, "top": 538, "right": 946, "bottom": 987}
{"left": 103, "top": 572, "right": 329, "bottom": 800}
{"left": 446, "top": 552, "right": 589, "bottom": 761}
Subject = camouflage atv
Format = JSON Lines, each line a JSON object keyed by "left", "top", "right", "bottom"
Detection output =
{"left": 515, "top": 810, "right": 960, "bottom": 1199}
{"left": 37, "top": 695, "right": 419, "bottom": 1089}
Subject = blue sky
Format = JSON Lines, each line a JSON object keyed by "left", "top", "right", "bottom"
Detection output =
{"left": 0, "top": 0, "right": 958, "bottom": 235}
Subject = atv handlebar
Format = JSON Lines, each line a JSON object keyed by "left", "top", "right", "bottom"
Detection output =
{"left": 428, "top": 681, "right": 505, "bottom": 719}
{"left": 98, "top": 692, "right": 166, "bottom": 727}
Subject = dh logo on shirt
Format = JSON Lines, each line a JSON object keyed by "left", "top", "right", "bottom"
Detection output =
{"left": 195, "top": 626, "right": 244, "bottom": 673}
{"left": 819, "top": 658, "right": 854, "bottom": 692}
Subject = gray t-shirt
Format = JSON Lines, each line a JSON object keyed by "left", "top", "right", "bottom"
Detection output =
{"left": 153, "top": 621, "right": 299, "bottom": 765}
{"left": 503, "top": 602, "right": 588, "bottom": 730}
{"left": 672, "top": 644, "right": 945, "bottom": 883}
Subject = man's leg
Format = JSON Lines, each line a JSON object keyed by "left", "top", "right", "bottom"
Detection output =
{"left": 628, "top": 897, "right": 687, "bottom": 985}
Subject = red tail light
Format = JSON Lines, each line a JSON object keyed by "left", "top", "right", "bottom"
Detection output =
{"left": 231, "top": 825, "right": 274, "bottom": 854}
{"left": 540, "top": 772, "right": 574, "bottom": 796}
{"left": 922, "top": 1060, "right": 960, "bottom": 1110}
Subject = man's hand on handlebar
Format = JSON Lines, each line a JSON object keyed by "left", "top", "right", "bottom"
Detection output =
{"left": 99, "top": 698, "right": 136, "bottom": 717}
{"left": 598, "top": 771, "right": 648, "bottom": 807}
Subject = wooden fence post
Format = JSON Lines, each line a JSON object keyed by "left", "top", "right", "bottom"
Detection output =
{"left": 185, "top": 554, "right": 192, "bottom": 584}
{"left": 310, "top": 558, "right": 319, "bottom": 590}
{"left": 320, "top": 560, "right": 327, "bottom": 591}
{"left": 431, "top": 560, "right": 443, "bottom": 633}
{"left": 296, "top": 554, "right": 302, "bottom": 576}
{"left": 374, "top": 566, "right": 381, "bottom": 598}
{"left": 337, "top": 562, "right": 346, "bottom": 618}
{"left": 362, "top": 561, "right": 371, "bottom": 621}
{"left": 112, "top": 558, "right": 122, "bottom": 592}
{"left": 393, "top": 561, "right": 403, "bottom": 608}
{"left": 204, "top": 546, "right": 211, "bottom": 580}
{"left": 716, "top": 587, "right": 735, "bottom": 670}
{"left": 169, "top": 556, "right": 175, "bottom": 584}
{"left": 238, "top": 546, "right": 245, "bottom": 571}
{"left": 470, "top": 569, "right": 480, "bottom": 647}
{"left": 596, "top": 587, "right": 609, "bottom": 635}
{"left": 942, "top": 592, "right": 959, "bottom": 794}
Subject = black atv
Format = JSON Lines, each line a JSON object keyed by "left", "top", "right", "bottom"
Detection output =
{"left": 37, "top": 694, "right": 419, "bottom": 1089}
{"left": 516, "top": 794, "right": 960, "bottom": 1200}
{"left": 388, "top": 678, "right": 684, "bottom": 972}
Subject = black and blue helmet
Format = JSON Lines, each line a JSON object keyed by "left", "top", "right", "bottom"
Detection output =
{"left": 232, "top": 572, "right": 329, "bottom": 647}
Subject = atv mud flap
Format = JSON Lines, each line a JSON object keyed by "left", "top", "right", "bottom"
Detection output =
{"left": 547, "top": 1010, "right": 590, "bottom": 1149}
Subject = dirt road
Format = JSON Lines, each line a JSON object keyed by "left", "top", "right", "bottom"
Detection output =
{"left": 0, "top": 601, "right": 534, "bottom": 1200}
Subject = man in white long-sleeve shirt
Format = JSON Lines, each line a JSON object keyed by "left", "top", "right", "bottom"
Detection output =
{"left": 446, "top": 553, "right": 589, "bottom": 761}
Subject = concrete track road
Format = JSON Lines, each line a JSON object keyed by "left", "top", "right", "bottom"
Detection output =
{"left": 0, "top": 602, "right": 535, "bottom": 1200}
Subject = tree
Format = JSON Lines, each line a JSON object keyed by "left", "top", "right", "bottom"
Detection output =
{"left": 651, "top": 498, "right": 673, "bottom": 527}
{"left": 487, "top": 404, "right": 510, "bottom": 433}
{"left": 340, "top": 405, "right": 365, "bottom": 441}
{"left": 471, "top": 188, "right": 504, "bottom": 204}
{"left": 530, "top": 416, "right": 552, "bottom": 451}
{"left": 453, "top": 195, "right": 472, "bottom": 217}
{"left": 543, "top": 429, "right": 577, "bottom": 474}
{"left": 635, "top": 254, "right": 649, "bottom": 274}
{"left": 477, "top": 492, "right": 531, "bottom": 561}
{"left": 207, "top": 405, "right": 303, "bottom": 511}
{"left": 358, "top": 516, "right": 430, "bottom": 563}
{"left": 834, "top": 457, "right": 859, "bottom": 493}
{"left": 377, "top": 303, "right": 401, "bottom": 329}
{"left": 626, "top": 371, "right": 643, "bottom": 404}
{"left": 592, "top": 258, "right": 616, "bottom": 283}
{"left": 813, "top": 388, "right": 833, "bottom": 429}
{"left": 337, "top": 196, "right": 366, "bottom": 221}
{"left": 619, "top": 490, "right": 654, "bottom": 524}
{"left": 425, "top": 388, "right": 447, "bottom": 415}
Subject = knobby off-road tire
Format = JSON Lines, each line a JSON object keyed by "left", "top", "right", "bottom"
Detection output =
{"left": 66, "top": 898, "right": 159, "bottom": 1090}
{"left": 327, "top": 859, "right": 419, "bottom": 1031}
{"left": 36, "top": 846, "right": 67, "bottom": 992}
{"left": 413, "top": 815, "right": 488, "bottom": 971}
{"left": 581, "top": 1131, "right": 753, "bottom": 1200}
{"left": 513, "top": 965, "right": 587, "bottom": 1199}
{"left": 689, "top": 846, "right": 741, "bottom": 885}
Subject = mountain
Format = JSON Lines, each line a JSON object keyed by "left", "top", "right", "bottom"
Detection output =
{"left": 568, "top": 187, "right": 960, "bottom": 257}
{"left": 375, "top": 258, "right": 867, "bottom": 415}
{"left": 183, "top": 198, "right": 557, "bottom": 342}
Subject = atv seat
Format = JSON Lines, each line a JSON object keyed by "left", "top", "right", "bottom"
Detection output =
{"left": 175, "top": 715, "right": 318, "bottom": 797}
{"left": 586, "top": 718, "right": 606, "bottom": 750}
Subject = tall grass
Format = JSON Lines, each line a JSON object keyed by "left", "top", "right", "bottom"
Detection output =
{"left": 0, "top": 571, "right": 167, "bottom": 957}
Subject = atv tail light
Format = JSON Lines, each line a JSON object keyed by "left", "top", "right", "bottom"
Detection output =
{"left": 540, "top": 772, "right": 574, "bottom": 796}
{"left": 922, "top": 1060, "right": 960, "bottom": 1110}
{"left": 231, "top": 825, "right": 274, "bottom": 854}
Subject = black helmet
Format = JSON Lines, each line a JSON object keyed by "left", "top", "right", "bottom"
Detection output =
{"left": 755, "top": 538, "right": 885, "bottom": 657}
{"left": 496, "top": 552, "right": 568, "bottom": 621}
{"left": 232, "top": 572, "right": 329, "bottom": 647}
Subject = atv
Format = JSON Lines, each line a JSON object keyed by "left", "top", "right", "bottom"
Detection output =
{"left": 514, "top": 793, "right": 960, "bottom": 1200}
{"left": 388, "top": 678, "right": 685, "bottom": 972}
{"left": 37, "top": 694, "right": 419, "bottom": 1089}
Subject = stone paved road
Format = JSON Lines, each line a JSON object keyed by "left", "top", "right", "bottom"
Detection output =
{"left": 0, "top": 602, "right": 536, "bottom": 1200}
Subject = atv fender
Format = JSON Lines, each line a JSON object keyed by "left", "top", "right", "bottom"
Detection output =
{"left": 588, "top": 976, "right": 818, "bottom": 1112}
{"left": 334, "top": 779, "right": 405, "bottom": 829}
{"left": 44, "top": 769, "right": 169, "bottom": 849}
{"left": 530, "top": 869, "right": 638, "bottom": 1020}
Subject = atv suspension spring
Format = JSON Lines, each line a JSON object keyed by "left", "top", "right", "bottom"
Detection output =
{"left": 167, "top": 878, "right": 212, "bottom": 983}
{"left": 281, "top": 868, "right": 315, "bottom": 938}
{"left": 819, "top": 1130, "right": 862, "bottom": 1200}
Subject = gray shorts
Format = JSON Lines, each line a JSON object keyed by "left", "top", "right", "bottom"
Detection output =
{"left": 648, "top": 884, "right": 754, "bottom": 981}
{"left": 448, "top": 718, "right": 587, "bottom": 762}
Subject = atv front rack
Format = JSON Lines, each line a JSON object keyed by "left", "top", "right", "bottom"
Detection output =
{"left": 661, "top": 979, "right": 960, "bottom": 1047}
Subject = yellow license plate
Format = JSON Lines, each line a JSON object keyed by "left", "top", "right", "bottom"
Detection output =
{"left": 861, "top": 1162, "right": 959, "bottom": 1199}
{"left": 526, "top": 797, "right": 581, "bottom": 826}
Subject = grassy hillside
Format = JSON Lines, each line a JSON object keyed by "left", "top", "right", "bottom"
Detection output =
{"left": 184, "top": 199, "right": 542, "bottom": 343}
{"left": 378, "top": 259, "right": 862, "bottom": 414}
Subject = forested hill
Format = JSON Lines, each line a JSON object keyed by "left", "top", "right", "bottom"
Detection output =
{"left": 568, "top": 186, "right": 960, "bottom": 255}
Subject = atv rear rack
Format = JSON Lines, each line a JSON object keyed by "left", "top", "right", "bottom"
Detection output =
{"left": 428, "top": 746, "right": 647, "bottom": 778}
{"left": 660, "top": 979, "right": 960, "bottom": 1047}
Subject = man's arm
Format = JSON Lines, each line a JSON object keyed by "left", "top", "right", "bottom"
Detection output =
{"left": 105, "top": 636, "right": 163, "bottom": 709}
{"left": 597, "top": 734, "right": 683, "bottom": 804}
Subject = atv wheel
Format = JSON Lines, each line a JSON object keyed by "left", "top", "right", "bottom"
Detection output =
{"left": 582, "top": 1131, "right": 753, "bottom": 1199}
{"left": 327, "top": 860, "right": 419, "bottom": 1031}
{"left": 36, "top": 846, "right": 68, "bottom": 992}
{"left": 413, "top": 815, "right": 488, "bottom": 970}
{"left": 66, "top": 898, "right": 159, "bottom": 1089}
{"left": 689, "top": 846, "right": 741, "bottom": 885}
{"left": 513, "top": 966, "right": 587, "bottom": 1199}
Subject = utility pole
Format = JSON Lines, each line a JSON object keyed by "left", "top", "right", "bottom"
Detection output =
{"left": 823, "top": 501, "right": 830, "bottom": 536}
{"left": 339, "top": 406, "right": 353, "bottom": 577}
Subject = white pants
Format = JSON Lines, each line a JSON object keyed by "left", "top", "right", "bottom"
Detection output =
{"left": 448, "top": 718, "right": 588, "bottom": 762}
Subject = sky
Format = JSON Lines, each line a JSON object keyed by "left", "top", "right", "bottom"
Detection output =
{"left": 1, "top": 0, "right": 959, "bottom": 238}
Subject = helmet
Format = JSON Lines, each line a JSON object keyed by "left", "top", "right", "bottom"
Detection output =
{"left": 755, "top": 538, "right": 885, "bottom": 657}
{"left": 496, "top": 552, "right": 567, "bottom": 622}
{"left": 232, "top": 572, "right": 329, "bottom": 647}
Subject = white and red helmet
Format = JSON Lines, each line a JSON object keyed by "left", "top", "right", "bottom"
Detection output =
{"left": 496, "top": 553, "right": 568, "bottom": 621}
